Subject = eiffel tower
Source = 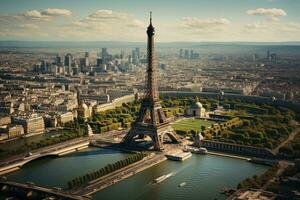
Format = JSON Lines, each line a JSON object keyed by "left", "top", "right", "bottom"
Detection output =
{"left": 122, "top": 12, "right": 180, "bottom": 151}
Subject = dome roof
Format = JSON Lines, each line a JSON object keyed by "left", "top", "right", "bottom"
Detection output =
{"left": 286, "top": 91, "right": 294, "bottom": 100}
{"left": 81, "top": 102, "right": 88, "bottom": 109}
{"left": 192, "top": 102, "right": 203, "bottom": 108}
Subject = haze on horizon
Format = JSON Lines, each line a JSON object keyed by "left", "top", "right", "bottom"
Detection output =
{"left": 0, "top": 0, "right": 300, "bottom": 43}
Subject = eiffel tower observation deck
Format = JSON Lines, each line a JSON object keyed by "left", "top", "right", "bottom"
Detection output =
{"left": 122, "top": 12, "right": 180, "bottom": 151}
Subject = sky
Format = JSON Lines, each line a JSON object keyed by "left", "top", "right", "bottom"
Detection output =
{"left": 0, "top": 0, "right": 300, "bottom": 42}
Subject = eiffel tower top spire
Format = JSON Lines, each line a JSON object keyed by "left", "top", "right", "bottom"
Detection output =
{"left": 147, "top": 11, "right": 155, "bottom": 36}
{"left": 146, "top": 11, "right": 158, "bottom": 102}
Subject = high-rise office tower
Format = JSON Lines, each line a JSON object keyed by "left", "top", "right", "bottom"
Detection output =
{"left": 132, "top": 49, "right": 139, "bottom": 64}
{"left": 267, "top": 50, "right": 271, "bottom": 61}
{"left": 253, "top": 54, "right": 258, "bottom": 61}
{"left": 120, "top": 49, "right": 124, "bottom": 59}
{"left": 184, "top": 49, "right": 189, "bottom": 59}
{"left": 194, "top": 53, "right": 200, "bottom": 59}
{"left": 179, "top": 49, "right": 183, "bottom": 58}
{"left": 96, "top": 58, "right": 102, "bottom": 67}
{"left": 271, "top": 53, "right": 277, "bottom": 64}
{"left": 84, "top": 52, "right": 89, "bottom": 67}
{"left": 101, "top": 48, "right": 108, "bottom": 64}
{"left": 135, "top": 47, "right": 140, "bottom": 59}
{"left": 56, "top": 54, "right": 62, "bottom": 66}
{"left": 64, "top": 53, "right": 72, "bottom": 68}
{"left": 190, "top": 50, "right": 194, "bottom": 59}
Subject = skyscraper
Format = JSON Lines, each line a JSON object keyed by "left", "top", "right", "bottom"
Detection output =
{"left": 179, "top": 49, "right": 183, "bottom": 58}
{"left": 96, "top": 58, "right": 102, "bottom": 67}
{"left": 132, "top": 49, "right": 140, "bottom": 64}
{"left": 120, "top": 49, "right": 125, "bottom": 59}
{"left": 253, "top": 54, "right": 258, "bottom": 61}
{"left": 55, "top": 54, "right": 62, "bottom": 66}
{"left": 135, "top": 47, "right": 140, "bottom": 59}
{"left": 267, "top": 50, "right": 271, "bottom": 61}
{"left": 101, "top": 48, "right": 108, "bottom": 64}
{"left": 190, "top": 50, "right": 194, "bottom": 59}
{"left": 184, "top": 49, "right": 189, "bottom": 59}
{"left": 64, "top": 53, "right": 72, "bottom": 68}
{"left": 84, "top": 52, "right": 89, "bottom": 67}
{"left": 271, "top": 53, "right": 277, "bottom": 64}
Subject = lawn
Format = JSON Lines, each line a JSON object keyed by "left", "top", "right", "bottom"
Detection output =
{"left": 171, "top": 118, "right": 217, "bottom": 131}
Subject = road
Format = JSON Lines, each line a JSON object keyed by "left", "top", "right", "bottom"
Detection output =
{"left": 260, "top": 160, "right": 293, "bottom": 191}
{"left": 272, "top": 127, "right": 299, "bottom": 155}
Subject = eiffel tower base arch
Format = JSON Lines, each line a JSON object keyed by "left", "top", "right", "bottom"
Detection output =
{"left": 122, "top": 124, "right": 180, "bottom": 151}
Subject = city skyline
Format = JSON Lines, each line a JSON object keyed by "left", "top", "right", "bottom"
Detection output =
{"left": 1, "top": 0, "right": 300, "bottom": 42}
{"left": 0, "top": 1, "right": 300, "bottom": 199}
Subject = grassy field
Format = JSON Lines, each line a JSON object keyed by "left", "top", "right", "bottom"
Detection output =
{"left": 171, "top": 118, "right": 217, "bottom": 131}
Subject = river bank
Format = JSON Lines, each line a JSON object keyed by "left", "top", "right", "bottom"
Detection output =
{"left": 74, "top": 153, "right": 167, "bottom": 196}
{"left": 206, "top": 151, "right": 250, "bottom": 160}
{"left": 2, "top": 147, "right": 269, "bottom": 200}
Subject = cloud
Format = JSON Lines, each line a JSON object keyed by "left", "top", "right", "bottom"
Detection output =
{"left": 128, "top": 19, "right": 145, "bottom": 28}
{"left": 1, "top": 7, "right": 299, "bottom": 42}
{"left": 18, "top": 23, "right": 39, "bottom": 29}
{"left": 182, "top": 17, "right": 230, "bottom": 29}
{"left": 62, "top": 10, "right": 146, "bottom": 41}
{"left": 41, "top": 8, "right": 72, "bottom": 17}
{"left": 72, "top": 10, "right": 145, "bottom": 30}
{"left": 0, "top": 14, "right": 23, "bottom": 22}
{"left": 0, "top": 28, "right": 48, "bottom": 38}
{"left": 19, "top": 8, "right": 72, "bottom": 20}
{"left": 86, "top": 10, "right": 130, "bottom": 21}
{"left": 242, "top": 20, "right": 300, "bottom": 42}
{"left": 71, "top": 21, "right": 89, "bottom": 28}
{"left": 247, "top": 8, "right": 286, "bottom": 17}
{"left": 23, "top": 10, "right": 49, "bottom": 20}
{"left": 245, "top": 23, "right": 262, "bottom": 29}
{"left": 275, "top": 22, "right": 300, "bottom": 32}
{"left": 180, "top": 17, "right": 230, "bottom": 35}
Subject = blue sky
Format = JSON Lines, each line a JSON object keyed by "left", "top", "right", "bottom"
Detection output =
{"left": 0, "top": 0, "right": 300, "bottom": 42}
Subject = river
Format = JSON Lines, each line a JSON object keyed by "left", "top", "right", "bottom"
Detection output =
{"left": 4, "top": 147, "right": 268, "bottom": 200}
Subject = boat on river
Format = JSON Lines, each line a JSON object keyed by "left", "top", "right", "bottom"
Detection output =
{"left": 154, "top": 173, "right": 173, "bottom": 183}
{"left": 178, "top": 182, "right": 186, "bottom": 187}
{"left": 184, "top": 146, "right": 208, "bottom": 154}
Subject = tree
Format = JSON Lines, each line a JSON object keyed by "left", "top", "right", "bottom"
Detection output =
{"left": 68, "top": 181, "right": 72, "bottom": 189}
{"left": 279, "top": 146, "right": 293, "bottom": 155}
{"left": 201, "top": 125, "right": 206, "bottom": 132}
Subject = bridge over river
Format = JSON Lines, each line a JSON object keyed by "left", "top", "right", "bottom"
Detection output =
{"left": 0, "top": 137, "right": 90, "bottom": 175}
{"left": 0, "top": 180, "right": 90, "bottom": 200}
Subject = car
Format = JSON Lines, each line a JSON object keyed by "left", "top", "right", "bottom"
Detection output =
{"left": 25, "top": 152, "right": 33, "bottom": 157}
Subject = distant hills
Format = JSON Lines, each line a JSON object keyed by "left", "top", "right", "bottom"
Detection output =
{"left": 1, "top": 41, "right": 300, "bottom": 55}
{"left": 0, "top": 41, "right": 300, "bottom": 48}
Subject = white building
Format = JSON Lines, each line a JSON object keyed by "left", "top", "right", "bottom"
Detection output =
{"left": 186, "top": 99, "right": 206, "bottom": 118}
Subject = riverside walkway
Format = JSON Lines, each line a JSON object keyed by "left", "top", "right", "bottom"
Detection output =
{"left": 207, "top": 151, "right": 250, "bottom": 160}
{"left": 73, "top": 153, "right": 167, "bottom": 195}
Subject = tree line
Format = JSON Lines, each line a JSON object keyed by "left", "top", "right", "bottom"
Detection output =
{"left": 67, "top": 152, "right": 147, "bottom": 189}
{"left": 237, "top": 164, "right": 279, "bottom": 190}
{"left": 28, "top": 128, "right": 84, "bottom": 150}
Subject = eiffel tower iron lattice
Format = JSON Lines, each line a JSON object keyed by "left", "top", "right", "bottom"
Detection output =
{"left": 122, "top": 12, "right": 180, "bottom": 151}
